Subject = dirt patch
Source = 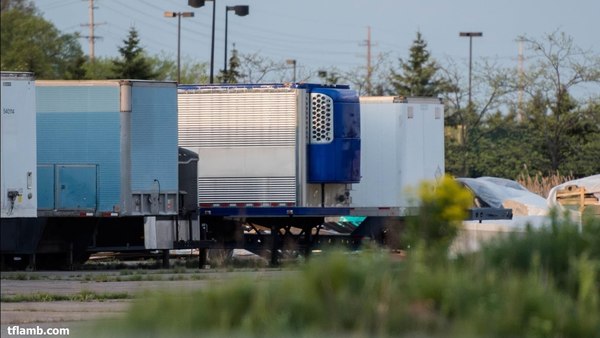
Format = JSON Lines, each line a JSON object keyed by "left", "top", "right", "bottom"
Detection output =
{"left": 1, "top": 300, "right": 129, "bottom": 325}
{"left": 1, "top": 268, "right": 291, "bottom": 335}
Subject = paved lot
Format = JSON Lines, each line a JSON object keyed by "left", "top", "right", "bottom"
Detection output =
{"left": 1, "top": 268, "right": 290, "bottom": 337}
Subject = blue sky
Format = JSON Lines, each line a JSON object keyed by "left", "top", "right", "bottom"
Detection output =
{"left": 37, "top": 0, "right": 600, "bottom": 81}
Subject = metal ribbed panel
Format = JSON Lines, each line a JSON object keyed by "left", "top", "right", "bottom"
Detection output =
{"left": 198, "top": 177, "right": 296, "bottom": 203}
{"left": 178, "top": 90, "right": 297, "bottom": 147}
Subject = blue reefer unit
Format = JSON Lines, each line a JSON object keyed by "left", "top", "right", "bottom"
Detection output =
{"left": 36, "top": 80, "right": 178, "bottom": 216}
{"left": 306, "top": 86, "right": 360, "bottom": 183}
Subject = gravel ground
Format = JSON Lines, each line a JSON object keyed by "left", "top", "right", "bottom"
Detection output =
{"left": 0, "top": 268, "right": 291, "bottom": 337}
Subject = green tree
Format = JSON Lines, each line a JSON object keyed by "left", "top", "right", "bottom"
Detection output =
{"left": 524, "top": 93, "right": 600, "bottom": 177}
{"left": 564, "top": 100, "right": 600, "bottom": 176}
{"left": 82, "top": 56, "right": 118, "bottom": 79}
{"left": 1, "top": 2, "right": 86, "bottom": 79}
{"left": 520, "top": 31, "right": 600, "bottom": 174}
{"left": 1, "top": 0, "right": 35, "bottom": 13}
{"left": 112, "top": 27, "right": 157, "bottom": 79}
{"left": 468, "top": 110, "right": 545, "bottom": 178}
{"left": 148, "top": 54, "right": 208, "bottom": 84}
{"left": 217, "top": 46, "right": 242, "bottom": 83}
{"left": 390, "top": 31, "right": 448, "bottom": 97}
{"left": 442, "top": 59, "right": 514, "bottom": 177}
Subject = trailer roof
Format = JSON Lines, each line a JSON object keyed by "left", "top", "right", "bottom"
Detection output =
{"left": 1, "top": 72, "right": 35, "bottom": 80}
{"left": 35, "top": 80, "right": 177, "bottom": 87}
{"left": 178, "top": 83, "right": 350, "bottom": 92}
{"left": 359, "top": 96, "right": 443, "bottom": 104}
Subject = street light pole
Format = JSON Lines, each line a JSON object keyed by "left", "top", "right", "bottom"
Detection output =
{"left": 286, "top": 59, "right": 297, "bottom": 82}
{"left": 459, "top": 32, "right": 482, "bottom": 106}
{"left": 224, "top": 5, "right": 249, "bottom": 79}
{"left": 210, "top": 0, "right": 215, "bottom": 83}
{"left": 164, "top": 11, "right": 194, "bottom": 83}
{"left": 188, "top": 0, "right": 216, "bottom": 83}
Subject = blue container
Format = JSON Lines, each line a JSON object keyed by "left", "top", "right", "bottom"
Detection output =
{"left": 307, "top": 86, "right": 361, "bottom": 183}
{"left": 36, "top": 80, "right": 179, "bottom": 216}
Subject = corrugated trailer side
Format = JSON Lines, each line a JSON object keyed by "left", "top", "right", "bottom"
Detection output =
{"left": 128, "top": 81, "right": 179, "bottom": 215}
{"left": 178, "top": 86, "right": 302, "bottom": 206}
{"left": 36, "top": 81, "right": 120, "bottom": 214}
{"left": 35, "top": 80, "right": 178, "bottom": 216}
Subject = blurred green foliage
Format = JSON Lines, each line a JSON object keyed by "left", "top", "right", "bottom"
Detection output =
{"left": 94, "top": 182, "right": 600, "bottom": 338}
{"left": 404, "top": 175, "right": 473, "bottom": 254}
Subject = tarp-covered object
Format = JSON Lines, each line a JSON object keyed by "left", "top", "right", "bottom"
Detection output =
{"left": 454, "top": 176, "right": 549, "bottom": 253}
{"left": 456, "top": 176, "right": 549, "bottom": 216}
{"left": 547, "top": 174, "right": 600, "bottom": 215}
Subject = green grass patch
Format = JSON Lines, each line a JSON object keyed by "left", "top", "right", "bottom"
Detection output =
{"left": 1, "top": 290, "right": 131, "bottom": 302}
{"left": 92, "top": 211, "right": 600, "bottom": 338}
{"left": 0, "top": 273, "right": 41, "bottom": 281}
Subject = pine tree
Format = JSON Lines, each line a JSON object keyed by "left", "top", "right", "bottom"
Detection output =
{"left": 390, "top": 31, "right": 446, "bottom": 97}
{"left": 112, "top": 27, "right": 156, "bottom": 79}
{"left": 217, "top": 46, "right": 242, "bottom": 83}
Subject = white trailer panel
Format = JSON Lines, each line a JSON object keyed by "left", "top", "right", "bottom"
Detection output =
{"left": 351, "top": 97, "right": 444, "bottom": 209}
{"left": 178, "top": 87, "right": 305, "bottom": 205}
{"left": 1, "top": 72, "right": 37, "bottom": 218}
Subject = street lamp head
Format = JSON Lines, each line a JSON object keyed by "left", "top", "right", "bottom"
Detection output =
{"left": 459, "top": 32, "right": 483, "bottom": 37}
{"left": 188, "top": 0, "right": 205, "bottom": 8}
{"left": 227, "top": 5, "right": 249, "bottom": 16}
{"left": 286, "top": 59, "right": 296, "bottom": 65}
{"left": 164, "top": 11, "right": 194, "bottom": 18}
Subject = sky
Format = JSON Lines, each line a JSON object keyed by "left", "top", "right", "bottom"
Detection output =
{"left": 36, "top": 0, "right": 600, "bottom": 83}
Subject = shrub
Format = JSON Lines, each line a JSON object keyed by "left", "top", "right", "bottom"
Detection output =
{"left": 404, "top": 175, "right": 473, "bottom": 255}
{"left": 90, "top": 185, "right": 600, "bottom": 337}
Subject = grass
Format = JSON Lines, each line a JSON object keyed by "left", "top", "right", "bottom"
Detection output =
{"left": 0, "top": 273, "right": 41, "bottom": 281}
{"left": 95, "top": 237, "right": 599, "bottom": 337}
{"left": 1, "top": 290, "right": 131, "bottom": 302}
{"left": 89, "top": 179, "right": 599, "bottom": 338}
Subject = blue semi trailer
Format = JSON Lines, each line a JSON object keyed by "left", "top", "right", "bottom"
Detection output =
{"left": 1, "top": 79, "right": 180, "bottom": 269}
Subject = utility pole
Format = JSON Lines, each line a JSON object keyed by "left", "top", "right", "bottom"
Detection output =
{"left": 517, "top": 38, "right": 525, "bottom": 122}
{"left": 81, "top": 0, "right": 105, "bottom": 62}
{"left": 359, "top": 26, "right": 373, "bottom": 95}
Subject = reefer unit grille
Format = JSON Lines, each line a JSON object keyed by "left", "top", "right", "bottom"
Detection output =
{"left": 310, "top": 93, "right": 334, "bottom": 144}
{"left": 178, "top": 89, "right": 297, "bottom": 147}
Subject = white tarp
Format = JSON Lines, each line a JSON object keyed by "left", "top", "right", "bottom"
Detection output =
{"left": 453, "top": 175, "right": 599, "bottom": 254}
{"left": 547, "top": 174, "right": 600, "bottom": 210}
{"left": 456, "top": 176, "right": 549, "bottom": 216}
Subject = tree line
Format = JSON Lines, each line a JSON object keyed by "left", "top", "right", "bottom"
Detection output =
{"left": 2, "top": 0, "right": 599, "bottom": 180}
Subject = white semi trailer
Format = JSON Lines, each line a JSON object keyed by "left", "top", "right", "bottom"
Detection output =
{"left": 175, "top": 84, "right": 494, "bottom": 264}
{"left": 1, "top": 72, "right": 37, "bottom": 219}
